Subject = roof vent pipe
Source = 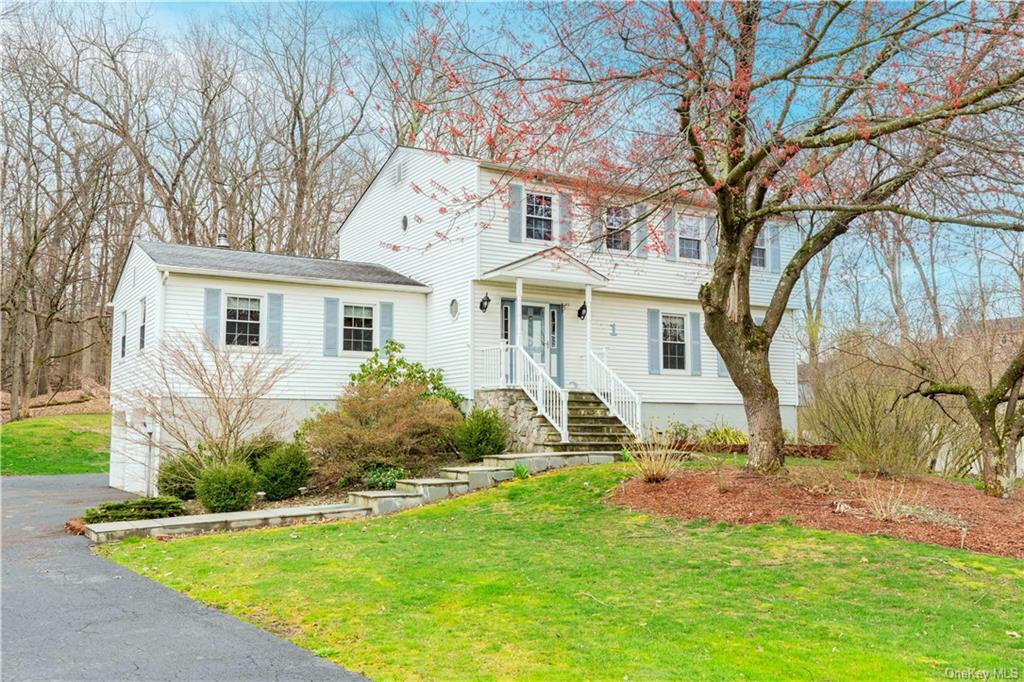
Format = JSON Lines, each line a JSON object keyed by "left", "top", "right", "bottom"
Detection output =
{"left": 215, "top": 232, "right": 229, "bottom": 248}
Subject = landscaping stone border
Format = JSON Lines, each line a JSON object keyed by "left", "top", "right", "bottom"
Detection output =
{"left": 84, "top": 503, "right": 370, "bottom": 543}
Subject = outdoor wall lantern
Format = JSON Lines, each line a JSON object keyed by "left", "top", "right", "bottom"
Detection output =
{"left": 577, "top": 302, "right": 588, "bottom": 320}
{"left": 479, "top": 292, "right": 491, "bottom": 313}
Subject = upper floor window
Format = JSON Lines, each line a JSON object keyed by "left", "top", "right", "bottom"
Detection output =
{"left": 661, "top": 314, "right": 686, "bottom": 371}
{"left": 226, "top": 295, "right": 261, "bottom": 346}
{"left": 605, "top": 207, "right": 631, "bottom": 251}
{"left": 678, "top": 216, "right": 702, "bottom": 260}
{"left": 138, "top": 299, "right": 147, "bottom": 350}
{"left": 752, "top": 231, "right": 767, "bottom": 268}
{"left": 343, "top": 304, "right": 374, "bottom": 352}
{"left": 120, "top": 310, "right": 127, "bottom": 358}
{"left": 525, "top": 192, "right": 553, "bottom": 241}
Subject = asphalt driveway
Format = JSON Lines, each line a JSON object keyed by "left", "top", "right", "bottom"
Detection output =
{"left": 2, "top": 474, "right": 365, "bottom": 681}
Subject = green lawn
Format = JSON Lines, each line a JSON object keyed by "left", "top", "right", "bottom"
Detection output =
{"left": 100, "top": 464, "right": 1024, "bottom": 681}
{"left": 0, "top": 413, "right": 110, "bottom": 475}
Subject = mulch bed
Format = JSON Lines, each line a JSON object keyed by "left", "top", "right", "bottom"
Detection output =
{"left": 612, "top": 468, "right": 1024, "bottom": 559}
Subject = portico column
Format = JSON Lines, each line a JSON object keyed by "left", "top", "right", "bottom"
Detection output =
{"left": 514, "top": 277, "right": 523, "bottom": 349}
{"left": 585, "top": 284, "right": 593, "bottom": 385}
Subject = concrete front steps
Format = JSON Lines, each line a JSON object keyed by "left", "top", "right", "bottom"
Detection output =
{"left": 344, "top": 451, "right": 618, "bottom": 513}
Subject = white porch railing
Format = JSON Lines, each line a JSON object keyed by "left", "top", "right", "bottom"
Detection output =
{"left": 478, "top": 343, "right": 569, "bottom": 442}
{"left": 587, "top": 350, "right": 643, "bottom": 438}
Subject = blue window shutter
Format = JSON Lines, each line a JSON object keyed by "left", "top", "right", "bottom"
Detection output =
{"left": 665, "top": 212, "right": 678, "bottom": 262}
{"left": 689, "top": 311, "right": 702, "bottom": 375}
{"left": 768, "top": 224, "right": 781, "bottom": 273}
{"left": 647, "top": 308, "right": 661, "bottom": 374}
{"left": 705, "top": 216, "right": 718, "bottom": 264}
{"left": 323, "top": 298, "right": 339, "bottom": 356}
{"left": 558, "top": 193, "right": 572, "bottom": 242}
{"left": 591, "top": 210, "right": 604, "bottom": 251}
{"left": 635, "top": 205, "right": 648, "bottom": 258}
{"left": 508, "top": 184, "right": 524, "bottom": 243}
{"left": 718, "top": 352, "right": 729, "bottom": 377}
{"left": 552, "top": 304, "right": 564, "bottom": 387}
{"left": 379, "top": 301, "right": 394, "bottom": 348}
{"left": 203, "top": 288, "right": 221, "bottom": 347}
{"left": 266, "top": 293, "right": 283, "bottom": 353}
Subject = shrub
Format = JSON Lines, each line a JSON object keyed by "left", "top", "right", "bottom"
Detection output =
{"left": 631, "top": 430, "right": 682, "bottom": 483}
{"left": 363, "top": 463, "right": 405, "bottom": 490}
{"left": 513, "top": 462, "right": 530, "bottom": 480}
{"left": 858, "top": 478, "right": 926, "bottom": 522}
{"left": 303, "top": 379, "right": 462, "bottom": 488}
{"left": 195, "top": 462, "right": 258, "bottom": 512}
{"left": 350, "top": 339, "right": 464, "bottom": 411}
{"left": 666, "top": 420, "right": 704, "bottom": 444}
{"left": 156, "top": 453, "right": 208, "bottom": 500}
{"left": 451, "top": 408, "right": 509, "bottom": 461}
{"left": 803, "top": 381, "right": 939, "bottom": 477}
{"left": 233, "top": 432, "right": 287, "bottom": 469}
{"left": 255, "top": 443, "right": 310, "bottom": 501}
{"left": 699, "top": 422, "right": 748, "bottom": 447}
{"left": 83, "top": 496, "right": 187, "bottom": 524}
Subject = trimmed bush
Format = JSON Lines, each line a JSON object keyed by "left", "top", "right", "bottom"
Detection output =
{"left": 156, "top": 454, "right": 207, "bottom": 500}
{"left": 363, "top": 463, "right": 405, "bottom": 490}
{"left": 451, "top": 408, "right": 509, "bottom": 461}
{"left": 349, "top": 339, "right": 465, "bottom": 411}
{"left": 255, "top": 443, "right": 310, "bottom": 501}
{"left": 83, "top": 497, "right": 186, "bottom": 524}
{"left": 700, "top": 423, "right": 748, "bottom": 447}
{"left": 195, "top": 462, "right": 258, "bottom": 513}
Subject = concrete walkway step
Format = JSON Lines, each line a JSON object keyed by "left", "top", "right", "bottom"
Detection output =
{"left": 347, "top": 489, "right": 424, "bottom": 514}
{"left": 84, "top": 503, "right": 371, "bottom": 543}
{"left": 439, "top": 465, "right": 515, "bottom": 490}
{"left": 395, "top": 477, "right": 469, "bottom": 501}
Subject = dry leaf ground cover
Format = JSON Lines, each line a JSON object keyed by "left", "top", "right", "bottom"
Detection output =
{"left": 100, "top": 463, "right": 1023, "bottom": 680}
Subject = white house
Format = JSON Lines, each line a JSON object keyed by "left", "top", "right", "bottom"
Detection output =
{"left": 108, "top": 146, "right": 798, "bottom": 494}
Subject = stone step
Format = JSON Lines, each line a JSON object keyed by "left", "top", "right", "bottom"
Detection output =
{"left": 566, "top": 415, "right": 627, "bottom": 424}
{"left": 566, "top": 431, "right": 631, "bottom": 440}
{"left": 347, "top": 489, "right": 424, "bottom": 515}
{"left": 567, "top": 408, "right": 615, "bottom": 417}
{"left": 439, "top": 465, "right": 515, "bottom": 490}
{"left": 395, "top": 477, "right": 469, "bottom": 502}
{"left": 544, "top": 441, "right": 625, "bottom": 454}
{"left": 482, "top": 451, "right": 615, "bottom": 473}
{"left": 84, "top": 503, "right": 372, "bottom": 543}
{"left": 567, "top": 424, "right": 633, "bottom": 434}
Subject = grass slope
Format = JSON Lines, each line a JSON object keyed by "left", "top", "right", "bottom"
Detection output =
{"left": 101, "top": 464, "right": 1024, "bottom": 681}
{"left": 1, "top": 413, "right": 110, "bottom": 475}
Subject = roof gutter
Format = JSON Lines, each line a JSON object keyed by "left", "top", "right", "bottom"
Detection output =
{"left": 156, "top": 266, "right": 432, "bottom": 293}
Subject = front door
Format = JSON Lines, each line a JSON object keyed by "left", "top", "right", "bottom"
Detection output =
{"left": 500, "top": 299, "right": 564, "bottom": 387}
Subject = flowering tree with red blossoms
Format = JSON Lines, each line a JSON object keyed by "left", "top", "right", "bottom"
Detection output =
{"left": 405, "top": 1, "right": 1024, "bottom": 477}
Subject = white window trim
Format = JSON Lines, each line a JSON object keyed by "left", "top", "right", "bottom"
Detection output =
{"left": 223, "top": 293, "right": 264, "bottom": 350}
{"left": 604, "top": 206, "right": 632, "bottom": 252}
{"left": 340, "top": 301, "right": 378, "bottom": 354}
{"left": 659, "top": 311, "right": 691, "bottom": 375}
{"left": 751, "top": 231, "right": 767, "bottom": 269}
{"left": 523, "top": 189, "right": 556, "bottom": 243}
{"left": 138, "top": 297, "right": 147, "bottom": 353}
{"left": 677, "top": 213, "right": 703, "bottom": 261}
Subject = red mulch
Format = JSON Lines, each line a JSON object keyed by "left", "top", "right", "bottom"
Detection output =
{"left": 612, "top": 468, "right": 1024, "bottom": 559}
{"left": 672, "top": 442, "right": 837, "bottom": 459}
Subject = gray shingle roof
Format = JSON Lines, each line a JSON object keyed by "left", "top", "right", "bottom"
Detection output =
{"left": 135, "top": 241, "right": 426, "bottom": 289}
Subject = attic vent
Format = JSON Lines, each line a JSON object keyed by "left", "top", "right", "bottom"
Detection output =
{"left": 393, "top": 161, "right": 405, "bottom": 186}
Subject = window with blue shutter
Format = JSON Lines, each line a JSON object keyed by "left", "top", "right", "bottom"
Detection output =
{"left": 558, "top": 193, "right": 572, "bottom": 242}
{"left": 379, "top": 301, "right": 394, "bottom": 348}
{"left": 508, "top": 184, "right": 524, "bottom": 243}
{"left": 266, "top": 293, "right": 283, "bottom": 353}
{"left": 323, "top": 298, "right": 339, "bottom": 356}
{"left": 689, "top": 311, "right": 702, "bottom": 375}
{"left": 768, "top": 224, "right": 781, "bottom": 273}
{"left": 203, "top": 288, "right": 222, "bottom": 347}
{"left": 647, "top": 309, "right": 661, "bottom": 374}
{"left": 665, "top": 212, "right": 678, "bottom": 262}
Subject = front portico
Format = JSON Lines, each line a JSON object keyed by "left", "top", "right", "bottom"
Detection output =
{"left": 473, "top": 248, "right": 641, "bottom": 442}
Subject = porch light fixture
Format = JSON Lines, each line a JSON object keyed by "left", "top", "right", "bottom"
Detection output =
{"left": 577, "top": 302, "right": 588, "bottom": 320}
{"left": 479, "top": 292, "right": 491, "bottom": 313}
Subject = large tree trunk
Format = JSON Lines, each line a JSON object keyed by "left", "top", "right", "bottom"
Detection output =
{"left": 734, "top": 350, "right": 786, "bottom": 474}
{"left": 977, "top": 415, "right": 1012, "bottom": 498}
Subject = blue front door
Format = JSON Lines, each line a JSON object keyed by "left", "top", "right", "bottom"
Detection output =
{"left": 501, "top": 299, "right": 564, "bottom": 387}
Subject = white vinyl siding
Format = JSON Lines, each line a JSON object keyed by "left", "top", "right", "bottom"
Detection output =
{"left": 338, "top": 147, "right": 479, "bottom": 396}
